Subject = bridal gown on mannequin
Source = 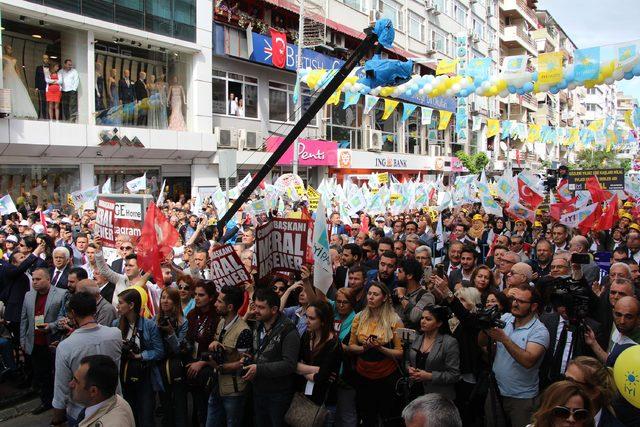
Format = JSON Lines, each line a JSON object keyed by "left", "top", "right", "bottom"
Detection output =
{"left": 3, "top": 56, "right": 38, "bottom": 119}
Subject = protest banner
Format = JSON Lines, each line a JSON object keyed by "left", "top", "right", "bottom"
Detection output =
{"left": 209, "top": 244, "right": 251, "bottom": 289}
{"left": 568, "top": 168, "right": 625, "bottom": 191}
{"left": 306, "top": 186, "right": 320, "bottom": 211}
{"left": 95, "top": 198, "right": 116, "bottom": 247}
{"left": 95, "top": 194, "right": 152, "bottom": 248}
{"left": 256, "top": 218, "right": 310, "bottom": 283}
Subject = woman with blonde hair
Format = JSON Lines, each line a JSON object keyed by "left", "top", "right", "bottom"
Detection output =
{"left": 530, "top": 381, "right": 594, "bottom": 427}
{"left": 348, "top": 282, "right": 403, "bottom": 426}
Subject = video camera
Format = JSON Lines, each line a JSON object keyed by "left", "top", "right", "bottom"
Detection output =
{"left": 550, "top": 276, "right": 591, "bottom": 325}
{"left": 475, "top": 305, "right": 506, "bottom": 330}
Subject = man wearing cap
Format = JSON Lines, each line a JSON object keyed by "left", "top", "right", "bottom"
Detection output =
{"left": 374, "top": 216, "right": 390, "bottom": 235}
{"left": 4, "top": 235, "right": 18, "bottom": 259}
{"left": 512, "top": 220, "right": 531, "bottom": 244}
{"left": 18, "top": 220, "right": 30, "bottom": 236}
{"left": 619, "top": 212, "right": 633, "bottom": 231}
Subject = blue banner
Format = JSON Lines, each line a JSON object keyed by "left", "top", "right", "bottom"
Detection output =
{"left": 574, "top": 47, "right": 600, "bottom": 82}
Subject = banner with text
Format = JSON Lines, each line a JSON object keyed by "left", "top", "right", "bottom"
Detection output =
{"left": 568, "top": 168, "right": 625, "bottom": 191}
{"left": 256, "top": 218, "right": 310, "bottom": 283}
{"left": 95, "top": 196, "right": 145, "bottom": 247}
{"left": 209, "top": 244, "right": 251, "bottom": 289}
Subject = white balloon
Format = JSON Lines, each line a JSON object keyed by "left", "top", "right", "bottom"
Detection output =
{"left": 459, "top": 79, "right": 469, "bottom": 88}
{"left": 475, "top": 87, "right": 484, "bottom": 95}
{"left": 613, "top": 70, "right": 624, "bottom": 81}
{"left": 452, "top": 83, "right": 461, "bottom": 92}
{"left": 424, "top": 83, "right": 433, "bottom": 93}
{"left": 499, "top": 90, "right": 509, "bottom": 98}
{"left": 445, "top": 89, "right": 454, "bottom": 97}
{"left": 482, "top": 81, "right": 492, "bottom": 90}
{"left": 418, "top": 88, "right": 425, "bottom": 95}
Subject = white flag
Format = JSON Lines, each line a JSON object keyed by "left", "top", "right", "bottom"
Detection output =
{"left": 70, "top": 186, "right": 100, "bottom": 208}
{"left": 0, "top": 194, "right": 18, "bottom": 215}
{"left": 560, "top": 203, "right": 598, "bottom": 228}
{"left": 421, "top": 107, "right": 433, "bottom": 125}
{"left": 101, "top": 178, "right": 112, "bottom": 194}
{"left": 126, "top": 173, "right": 147, "bottom": 193}
{"left": 157, "top": 179, "right": 167, "bottom": 205}
{"left": 191, "top": 193, "right": 202, "bottom": 214}
{"left": 313, "top": 198, "right": 333, "bottom": 294}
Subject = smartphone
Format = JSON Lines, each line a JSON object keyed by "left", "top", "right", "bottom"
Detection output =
{"left": 436, "top": 263, "right": 445, "bottom": 278}
{"left": 36, "top": 323, "right": 47, "bottom": 329}
{"left": 571, "top": 253, "right": 592, "bottom": 265}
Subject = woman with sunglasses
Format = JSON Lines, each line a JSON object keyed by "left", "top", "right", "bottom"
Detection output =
{"left": 529, "top": 381, "right": 594, "bottom": 427}
{"left": 176, "top": 274, "right": 197, "bottom": 316}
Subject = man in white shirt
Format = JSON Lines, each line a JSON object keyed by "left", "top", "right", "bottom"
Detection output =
{"left": 60, "top": 59, "right": 80, "bottom": 122}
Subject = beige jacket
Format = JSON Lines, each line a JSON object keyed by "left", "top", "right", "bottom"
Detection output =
{"left": 79, "top": 395, "right": 135, "bottom": 427}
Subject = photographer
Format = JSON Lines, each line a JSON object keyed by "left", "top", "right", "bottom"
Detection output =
{"left": 156, "top": 287, "right": 189, "bottom": 427}
{"left": 480, "top": 284, "right": 549, "bottom": 427}
{"left": 394, "top": 258, "right": 435, "bottom": 330}
{"left": 113, "top": 288, "right": 165, "bottom": 427}
{"left": 206, "top": 285, "right": 252, "bottom": 427}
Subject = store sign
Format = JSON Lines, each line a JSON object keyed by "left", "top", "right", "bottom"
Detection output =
{"left": 98, "top": 128, "right": 145, "bottom": 148}
{"left": 336, "top": 149, "right": 465, "bottom": 172}
{"left": 266, "top": 137, "right": 338, "bottom": 166}
{"left": 568, "top": 168, "right": 625, "bottom": 191}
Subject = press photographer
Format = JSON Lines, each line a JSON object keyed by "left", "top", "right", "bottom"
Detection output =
{"left": 479, "top": 284, "right": 549, "bottom": 427}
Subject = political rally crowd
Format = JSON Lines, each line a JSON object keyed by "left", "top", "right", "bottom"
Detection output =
{"left": 0, "top": 167, "right": 639, "bottom": 427}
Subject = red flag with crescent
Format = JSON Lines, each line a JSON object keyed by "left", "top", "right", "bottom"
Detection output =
{"left": 270, "top": 29, "right": 287, "bottom": 69}
{"left": 517, "top": 178, "right": 543, "bottom": 210}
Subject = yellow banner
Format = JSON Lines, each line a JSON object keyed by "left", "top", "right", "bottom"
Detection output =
{"left": 327, "top": 90, "right": 341, "bottom": 105}
{"left": 625, "top": 110, "right": 635, "bottom": 129}
{"left": 390, "top": 193, "right": 401, "bottom": 204}
{"left": 568, "top": 128, "right": 579, "bottom": 144}
{"left": 306, "top": 186, "right": 320, "bottom": 210}
{"left": 436, "top": 59, "right": 459, "bottom": 75}
{"left": 527, "top": 124, "right": 541, "bottom": 143}
{"left": 382, "top": 99, "right": 399, "bottom": 120}
{"left": 538, "top": 52, "right": 564, "bottom": 85}
{"left": 486, "top": 119, "right": 500, "bottom": 138}
{"left": 438, "top": 111, "right": 453, "bottom": 130}
{"left": 588, "top": 119, "right": 603, "bottom": 131}
{"left": 378, "top": 172, "right": 389, "bottom": 184}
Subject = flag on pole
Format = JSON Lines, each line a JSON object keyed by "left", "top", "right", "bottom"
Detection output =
{"left": 312, "top": 198, "right": 332, "bottom": 294}
{"left": 0, "top": 195, "right": 18, "bottom": 215}
{"left": 126, "top": 173, "right": 147, "bottom": 193}
{"left": 70, "top": 186, "right": 100, "bottom": 209}
{"left": 102, "top": 178, "right": 112, "bottom": 194}
{"left": 136, "top": 202, "right": 180, "bottom": 285}
{"left": 157, "top": 179, "right": 167, "bottom": 205}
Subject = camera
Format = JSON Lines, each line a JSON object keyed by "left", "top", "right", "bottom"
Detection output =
{"left": 550, "top": 277, "right": 591, "bottom": 324}
{"left": 159, "top": 316, "right": 171, "bottom": 328}
{"left": 122, "top": 340, "right": 141, "bottom": 358}
{"left": 475, "top": 305, "right": 506, "bottom": 330}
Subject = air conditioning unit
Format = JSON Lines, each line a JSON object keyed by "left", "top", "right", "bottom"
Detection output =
{"left": 237, "top": 129, "right": 248, "bottom": 150}
{"left": 426, "top": 0, "right": 441, "bottom": 15}
{"left": 429, "top": 145, "right": 443, "bottom": 156}
{"left": 365, "top": 128, "right": 383, "bottom": 152}
{"left": 472, "top": 34, "right": 480, "bottom": 43}
{"left": 368, "top": 9, "right": 381, "bottom": 24}
{"left": 487, "top": 5, "right": 494, "bottom": 17}
{"left": 243, "top": 131, "right": 261, "bottom": 150}
{"left": 215, "top": 127, "right": 238, "bottom": 149}
{"left": 426, "top": 39, "right": 437, "bottom": 55}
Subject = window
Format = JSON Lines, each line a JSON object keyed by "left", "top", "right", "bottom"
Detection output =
{"left": 432, "top": 29, "right": 447, "bottom": 54}
{"left": 340, "top": 0, "right": 368, "bottom": 12}
{"left": 327, "top": 96, "right": 362, "bottom": 149}
{"left": 268, "top": 82, "right": 317, "bottom": 126}
{"left": 408, "top": 11, "right": 423, "bottom": 41}
{"left": 587, "top": 88, "right": 597, "bottom": 95}
{"left": 212, "top": 70, "right": 258, "bottom": 118}
{"left": 473, "top": 18, "right": 484, "bottom": 40}
{"left": 405, "top": 117, "right": 421, "bottom": 154}
{"left": 454, "top": 2, "right": 467, "bottom": 25}
{"left": 379, "top": 0, "right": 402, "bottom": 31}
{"left": 374, "top": 102, "right": 398, "bottom": 152}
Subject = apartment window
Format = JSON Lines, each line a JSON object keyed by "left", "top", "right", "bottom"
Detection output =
{"left": 473, "top": 18, "right": 484, "bottom": 39}
{"left": 454, "top": 2, "right": 467, "bottom": 25}
{"left": 486, "top": 27, "right": 496, "bottom": 45}
{"left": 587, "top": 88, "right": 597, "bottom": 95}
{"left": 431, "top": 29, "right": 448, "bottom": 54}
{"left": 405, "top": 118, "right": 421, "bottom": 154}
{"left": 379, "top": 0, "right": 403, "bottom": 30}
{"left": 328, "top": 96, "right": 362, "bottom": 149}
{"left": 374, "top": 103, "right": 398, "bottom": 152}
{"left": 408, "top": 11, "right": 423, "bottom": 41}
{"left": 340, "top": 0, "right": 368, "bottom": 12}
{"left": 268, "top": 82, "right": 317, "bottom": 126}
{"left": 212, "top": 70, "right": 258, "bottom": 118}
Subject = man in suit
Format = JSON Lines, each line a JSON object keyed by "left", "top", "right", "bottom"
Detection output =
{"left": 118, "top": 69, "right": 135, "bottom": 125}
{"left": 94, "top": 270, "right": 116, "bottom": 308}
{"left": 334, "top": 243, "right": 362, "bottom": 289}
{"left": 442, "top": 241, "right": 464, "bottom": 280}
{"left": 134, "top": 71, "right": 148, "bottom": 126}
{"left": 448, "top": 245, "right": 476, "bottom": 289}
{"left": 50, "top": 247, "right": 72, "bottom": 289}
{"left": 552, "top": 223, "right": 570, "bottom": 253}
{"left": 34, "top": 54, "right": 49, "bottom": 119}
{"left": 328, "top": 212, "right": 347, "bottom": 238}
{"left": 20, "top": 268, "right": 67, "bottom": 414}
{"left": 110, "top": 237, "right": 134, "bottom": 275}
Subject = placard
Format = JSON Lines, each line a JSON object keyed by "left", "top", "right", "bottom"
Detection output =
{"left": 209, "top": 244, "right": 251, "bottom": 289}
{"left": 568, "top": 168, "right": 625, "bottom": 191}
{"left": 95, "top": 198, "right": 116, "bottom": 247}
{"left": 96, "top": 195, "right": 149, "bottom": 247}
{"left": 256, "top": 218, "right": 310, "bottom": 282}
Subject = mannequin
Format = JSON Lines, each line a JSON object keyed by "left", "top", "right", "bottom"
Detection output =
{"left": 2, "top": 45, "right": 38, "bottom": 119}
{"left": 147, "top": 74, "right": 167, "bottom": 129}
{"left": 106, "top": 68, "right": 119, "bottom": 109}
{"left": 95, "top": 62, "right": 105, "bottom": 111}
{"left": 167, "top": 75, "right": 186, "bottom": 131}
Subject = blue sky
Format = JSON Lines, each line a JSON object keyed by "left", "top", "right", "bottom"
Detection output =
{"left": 537, "top": 0, "right": 640, "bottom": 101}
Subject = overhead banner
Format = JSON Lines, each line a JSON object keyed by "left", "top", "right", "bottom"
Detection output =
{"left": 256, "top": 218, "right": 310, "bottom": 283}
{"left": 209, "top": 244, "right": 251, "bottom": 289}
{"left": 568, "top": 168, "right": 625, "bottom": 191}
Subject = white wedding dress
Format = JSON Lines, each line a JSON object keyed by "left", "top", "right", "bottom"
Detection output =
{"left": 2, "top": 57, "right": 37, "bottom": 119}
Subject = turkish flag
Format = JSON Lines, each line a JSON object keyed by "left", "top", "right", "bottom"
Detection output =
{"left": 137, "top": 202, "right": 179, "bottom": 286}
{"left": 578, "top": 203, "right": 602, "bottom": 235}
{"left": 593, "top": 195, "right": 619, "bottom": 231}
{"left": 550, "top": 197, "right": 577, "bottom": 221}
{"left": 517, "top": 178, "right": 543, "bottom": 210}
{"left": 585, "top": 175, "right": 612, "bottom": 203}
{"left": 40, "top": 211, "right": 47, "bottom": 226}
{"left": 270, "top": 29, "right": 287, "bottom": 69}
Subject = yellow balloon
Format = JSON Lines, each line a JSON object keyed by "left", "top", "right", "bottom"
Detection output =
{"left": 613, "top": 346, "right": 640, "bottom": 409}
{"left": 497, "top": 80, "right": 508, "bottom": 91}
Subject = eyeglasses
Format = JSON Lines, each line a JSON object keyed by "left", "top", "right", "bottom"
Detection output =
{"left": 178, "top": 285, "right": 190, "bottom": 290}
{"left": 550, "top": 264, "right": 569, "bottom": 269}
{"left": 335, "top": 300, "right": 351, "bottom": 305}
{"left": 551, "top": 406, "right": 590, "bottom": 421}
{"left": 512, "top": 297, "right": 532, "bottom": 305}
{"left": 120, "top": 246, "right": 133, "bottom": 251}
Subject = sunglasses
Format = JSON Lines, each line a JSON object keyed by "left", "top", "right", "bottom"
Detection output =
{"left": 551, "top": 406, "right": 590, "bottom": 421}
{"left": 178, "top": 285, "right": 190, "bottom": 290}
{"left": 335, "top": 299, "right": 351, "bottom": 305}
{"left": 120, "top": 246, "right": 133, "bottom": 251}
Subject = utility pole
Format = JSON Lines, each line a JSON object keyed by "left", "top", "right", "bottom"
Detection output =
{"left": 293, "top": 0, "right": 305, "bottom": 177}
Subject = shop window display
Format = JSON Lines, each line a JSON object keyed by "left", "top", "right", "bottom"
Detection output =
{"left": 95, "top": 167, "right": 160, "bottom": 194}
{"left": 0, "top": 165, "right": 80, "bottom": 211}
{"left": 95, "top": 41, "right": 190, "bottom": 130}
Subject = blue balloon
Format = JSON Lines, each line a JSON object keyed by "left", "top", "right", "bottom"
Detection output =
{"left": 625, "top": 71, "right": 634, "bottom": 80}
{"left": 564, "top": 71, "right": 574, "bottom": 82}
{"left": 405, "top": 90, "right": 413, "bottom": 97}
{"left": 633, "top": 64, "right": 640, "bottom": 76}
{"left": 459, "top": 89, "right": 468, "bottom": 97}
{"left": 550, "top": 86, "right": 559, "bottom": 94}
{"left": 523, "top": 82, "right": 534, "bottom": 92}
{"left": 516, "top": 88, "right": 525, "bottom": 95}
{"left": 532, "top": 72, "right": 539, "bottom": 81}
{"left": 508, "top": 85, "right": 517, "bottom": 94}
{"left": 558, "top": 80, "right": 568, "bottom": 89}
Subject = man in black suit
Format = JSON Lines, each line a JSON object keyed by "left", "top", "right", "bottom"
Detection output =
{"left": 34, "top": 54, "right": 49, "bottom": 119}
{"left": 50, "top": 247, "right": 72, "bottom": 289}
{"left": 448, "top": 245, "right": 476, "bottom": 289}
{"left": 110, "top": 237, "right": 134, "bottom": 274}
{"left": 94, "top": 270, "right": 115, "bottom": 306}
{"left": 134, "top": 71, "right": 148, "bottom": 126}
{"left": 118, "top": 69, "right": 135, "bottom": 125}
{"left": 334, "top": 243, "right": 362, "bottom": 289}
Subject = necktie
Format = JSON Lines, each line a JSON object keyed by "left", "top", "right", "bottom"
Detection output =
{"left": 52, "top": 270, "right": 60, "bottom": 286}
{"left": 77, "top": 408, "right": 86, "bottom": 422}
{"left": 450, "top": 265, "right": 458, "bottom": 271}
{"left": 82, "top": 254, "right": 87, "bottom": 264}
{"left": 551, "top": 323, "right": 568, "bottom": 379}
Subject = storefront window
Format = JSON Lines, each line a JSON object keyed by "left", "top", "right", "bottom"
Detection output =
{"left": 0, "top": 165, "right": 79, "bottom": 210}
{"left": 212, "top": 70, "right": 258, "bottom": 118}
{"left": 374, "top": 102, "right": 398, "bottom": 152}
{"left": 268, "top": 81, "right": 317, "bottom": 126}
{"left": 405, "top": 118, "right": 421, "bottom": 154}
{"left": 327, "top": 96, "right": 362, "bottom": 149}
{"left": 95, "top": 166, "right": 160, "bottom": 194}
{"left": 94, "top": 40, "right": 191, "bottom": 131}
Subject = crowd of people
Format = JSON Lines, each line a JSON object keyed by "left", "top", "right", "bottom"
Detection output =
{"left": 0, "top": 186, "right": 638, "bottom": 427}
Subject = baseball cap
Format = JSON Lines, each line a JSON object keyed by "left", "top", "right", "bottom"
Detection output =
{"left": 375, "top": 216, "right": 385, "bottom": 222}
{"left": 61, "top": 218, "right": 72, "bottom": 224}
{"left": 472, "top": 214, "right": 483, "bottom": 221}
{"left": 631, "top": 223, "right": 640, "bottom": 232}
{"left": 533, "top": 221, "right": 543, "bottom": 228}
{"left": 6, "top": 235, "right": 18, "bottom": 243}
{"left": 624, "top": 201, "right": 634, "bottom": 208}
{"left": 32, "top": 224, "right": 44, "bottom": 234}
{"left": 622, "top": 212, "right": 634, "bottom": 220}
{"left": 18, "top": 220, "right": 29, "bottom": 226}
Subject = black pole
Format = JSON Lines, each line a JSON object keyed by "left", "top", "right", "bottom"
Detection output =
{"left": 217, "top": 27, "right": 379, "bottom": 237}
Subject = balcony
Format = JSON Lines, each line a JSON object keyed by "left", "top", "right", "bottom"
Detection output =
{"left": 501, "top": 24, "right": 538, "bottom": 56}
{"left": 520, "top": 93, "right": 537, "bottom": 111}
{"left": 531, "top": 27, "right": 558, "bottom": 53}
{"left": 500, "top": 0, "right": 539, "bottom": 29}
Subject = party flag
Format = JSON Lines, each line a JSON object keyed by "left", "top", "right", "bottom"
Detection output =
{"left": 467, "top": 58, "right": 492, "bottom": 83}
{"left": 617, "top": 44, "right": 638, "bottom": 69}
{"left": 477, "top": 182, "right": 502, "bottom": 217}
{"left": 486, "top": 119, "right": 500, "bottom": 138}
{"left": 538, "top": 52, "right": 564, "bottom": 85}
{"left": 156, "top": 179, "right": 167, "bottom": 205}
{"left": 559, "top": 203, "right": 598, "bottom": 229}
{"left": 588, "top": 119, "right": 603, "bottom": 132}
{"left": 0, "top": 195, "right": 17, "bottom": 215}
{"left": 501, "top": 121, "right": 512, "bottom": 140}
{"left": 270, "top": 29, "right": 287, "bottom": 69}
{"left": 382, "top": 99, "right": 399, "bottom": 120}
{"left": 101, "top": 178, "right": 112, "bottom": 194}
{"left": 436, "top": 59, "right": 458, "bottom": 75}
{"left": 363, "top": 95, "right": 379, "bottom": 115}
{"left": 517, "top": 179, "right": 543, "bottom": 210}
{"left": 568, "top": 128, "right": 580, "bottom": 144}
{"left": 438, "top": 111, "right": 453, "bottom": 130}
{"left": 585, "top": 175, "right": 612, "bottom": 203}
{"left": 126, "top": 173, "right": 147, "bottom": 193}
{"left": 312, "top": 198, "right": 332, "bottom": 294}
{"left": 502, "top": 55, "right": 528, "bottom": 74}
{"left": 527, "top": 124, "right": 541, "bottom": 143}
{"left": 506, "top": 201, "right": 536, "bottom": 223}
{"left": 327, "top": 89, "right": 341, "bottom": 105}
{"left": 421, "top": 107, "right": 433, "bottom": 125}
{"left": 343, "top": 91, "right": 361, "bottom": 109}
{"left": 574, "top": 47, "right": 600, "bottom": 81}
{"left": 400, "top": 103, "right": 418, "bottom": 123}
{"left": 625, "top": 110, "right": 635, "bottom": 130}
{"left": 472, "top": 116, "right": 482, "bottom": 131}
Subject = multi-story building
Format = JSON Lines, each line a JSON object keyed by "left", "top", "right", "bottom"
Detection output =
{"left": 616, "top": 90, "right": 636, "bottom": 124}
{"left": 0, "top": 0, "right": 213, "bottom": 200}
{"left": 584, "top": 85, "right": 616, "bottom": 122}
